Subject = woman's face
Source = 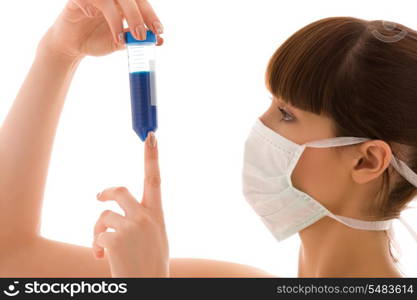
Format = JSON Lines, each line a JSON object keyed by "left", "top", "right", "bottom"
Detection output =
{"left": 259, "top": 96, "right": 358, "bottom": 214}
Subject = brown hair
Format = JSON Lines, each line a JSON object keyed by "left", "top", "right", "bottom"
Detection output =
{"left": 265, "top": 16, "right": 417, "bottom": 263}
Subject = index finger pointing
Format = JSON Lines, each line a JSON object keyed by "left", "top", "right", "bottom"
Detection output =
{"left": 142, "top": 131, "right": 162, "bottom": 211}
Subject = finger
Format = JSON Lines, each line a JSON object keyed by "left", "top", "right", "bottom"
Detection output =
{"left": 97, "top": 186, "right": 141, "bottom": 217}
{"left": 93, "top": 210, "right": 125, "bottom": 256}
{"left": 142, "top": 131, "right": 162, "bottom": 212}
{"left": 115, "top": 0, "right": 146, "bottom": 41}
{"left": 115, "top": 26, "right": 155, "bottom": 52}
{"left": 95, "top": 232, "right": 117, "bottom": 258}
{"left": 115, "top": 27, "right": 135, "bottom": 51}
{"left": 118, "top": 25, "right": 161, "bottom": 50}
{"left": 156, "top": 35, "right": 164, "bottom": 46}
{"left": 94, "top": 210, "right": 125, "bottom": 236}
{"left": 134, "top": 0, "right": 164, "bottom": 35}
{"left": 93, "top": 0, "right": 125, "bottom": 45}
{"left": 70, "top": 0, "right": 98, "bottom": 18}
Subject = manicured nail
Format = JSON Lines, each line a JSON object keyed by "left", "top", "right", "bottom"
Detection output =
{"left": 118, "top": 32, "right": 124, "bottom": 44}
{"left": 133, "top": 25, "right": 141, "bottom": 40}
{"left": 94, "top": 248, "right": 103, "bottom": 259}
{"left": 135, "top": 25, "right": 146, "bottom": 40}
{"left": 152, "top": 21, "right": 164, "bottom": 34}
{"left": 149, "top": 132, "right": 157, "bottom": 147}
{"left": 141, "top": 28, "right": 147, "bottom": 40}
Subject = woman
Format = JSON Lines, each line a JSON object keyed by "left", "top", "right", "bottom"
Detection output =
{"left": 1, "top": 0, "right": 416, "bottom": 277}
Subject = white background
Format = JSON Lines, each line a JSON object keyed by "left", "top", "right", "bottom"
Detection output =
{"left": 0, "top": 0, "right": 416, "bottom": 277}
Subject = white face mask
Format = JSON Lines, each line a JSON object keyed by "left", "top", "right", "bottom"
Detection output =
{"left": 242, "top": 118, "right": 417, "bottom": 242}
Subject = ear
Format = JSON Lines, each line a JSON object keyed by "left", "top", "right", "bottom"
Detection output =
{"left": 351, "top": 140, "right": 392, "bottom": 184}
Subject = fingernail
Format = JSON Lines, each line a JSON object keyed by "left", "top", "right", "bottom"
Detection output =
{"left": 149, "top": 132, "right": 157, "bottom": 147}
{"left": 118, "top": 32, "right": 125, "bottom": 44}
{"left": 96, "top": 192, "right": 101, "bottom": 199}
{"left": 134, "top": 25, "right": 144, "bottom": 40}
{"left": 141, "top": 28, "right": 147, "bottom": 40}
{"left": 95, "top": 249, "right": 103, "bottom": 259}
{"left": 152, "top": 21, "right": 164, "bottom": 34}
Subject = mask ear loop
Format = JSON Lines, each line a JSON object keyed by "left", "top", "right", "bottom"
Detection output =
{"left": 388, "top": 156, "right": 417, "bottom": 242}
{"left": 306, "top": 137, "right": 417, "bottom": 241}
{"left": 327, "top": 213, "right": 393, "bottom": 230}
{"left": 390, "top": 155, "right": 417, "bottom": 188}
{"left": 386, "top": 220, "right": 406, "bottom": 276}
{"left": 303, "top": 137, "right": 371, "bottom": 148}
{"left": 305, "top": 137, "right": 417, "bottom": 188}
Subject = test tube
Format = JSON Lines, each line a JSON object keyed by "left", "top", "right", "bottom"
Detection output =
{"left": 125, "top": 30, "right": 158, "bottom": 141}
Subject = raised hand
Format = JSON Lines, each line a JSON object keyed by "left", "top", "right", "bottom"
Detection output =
{"left": 39, "top": 0, "right": 164, "bottom": 59}
{"left": 93, "top": 132, "right": 169, "bottom": 277}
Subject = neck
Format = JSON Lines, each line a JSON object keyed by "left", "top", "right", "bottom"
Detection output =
{"left": 297, "top": 216, "right": 402, "bottom": 277}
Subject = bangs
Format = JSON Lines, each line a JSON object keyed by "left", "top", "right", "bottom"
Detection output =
{"left": 265, "top": 17, "right": 368, "bottom": 117}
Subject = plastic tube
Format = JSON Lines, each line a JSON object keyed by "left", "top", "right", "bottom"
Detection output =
{"left": 125, "top": 30, "right": 158, "bottom": 141}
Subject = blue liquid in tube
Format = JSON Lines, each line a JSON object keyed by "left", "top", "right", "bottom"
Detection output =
{"left": 125, "top": 30, "right": 158, "bottom": 141}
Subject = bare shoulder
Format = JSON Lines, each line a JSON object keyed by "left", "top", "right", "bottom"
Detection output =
{"left": 169, "top": 258, "right": 278, "bottom": 278}
{"left": 0, "top": 236, "right": 111, "bottom": 277}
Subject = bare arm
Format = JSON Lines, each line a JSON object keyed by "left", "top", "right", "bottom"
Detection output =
{"left": 0, "top": 237, "right": 276, "bottom": 278}
{"left": 0, "top": 2, "right": 273, "bottom": 279}
{"left": 169, "top": 258, "right": 277, "bottom": 278}
{"left": 0, "top": 36, "right": 274, "bottom": 279}
{"left": 0, "top": 0, "right": 163, "bottom": 243}
{"left": 0, "top": 43, "right": 83, "bottom": 240}
{"left": 0, "top": 42, "right": 275, "bottom": 279}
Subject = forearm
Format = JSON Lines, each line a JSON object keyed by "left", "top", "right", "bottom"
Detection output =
{"left": 0, "top": 42, "right": 83, "bottom": 239}
{"left": 169, "top": 258, "right": 276, "bottom": 278}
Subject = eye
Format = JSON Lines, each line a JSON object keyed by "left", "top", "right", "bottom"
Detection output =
{"left": 278, "top": 107, "right": 294, "bottom": 122}
{"left": 267, "top": 95, "right": 295, "bottom": 122}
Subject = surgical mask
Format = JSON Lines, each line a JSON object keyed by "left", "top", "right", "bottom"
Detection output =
{"left": 242, "top": 117, "right": 417, "bottom": 242}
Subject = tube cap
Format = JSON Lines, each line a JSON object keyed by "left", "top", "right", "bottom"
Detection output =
{"left": 125, "top": 30, "right": 157, "bottom": 44}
